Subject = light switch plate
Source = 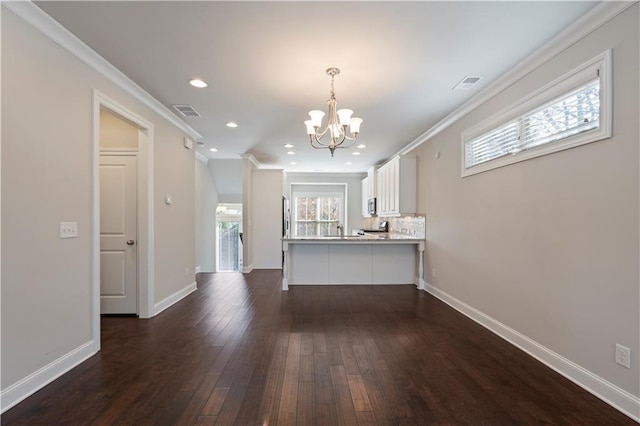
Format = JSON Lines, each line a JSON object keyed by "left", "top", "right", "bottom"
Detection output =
{"left": 59, "top": 222, "right": 78, "bottom": 238}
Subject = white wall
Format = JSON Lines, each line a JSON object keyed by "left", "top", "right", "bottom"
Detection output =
{"left": 100, "top": 109, "right": 138, "bottom": 149}
{"left": 411, "top": 3, "right": 639, "bottom": 413}
{"left": 241, "top": 157, "right": 255, "bottom": 271}
{"left": 195, "top": 158, "right": 218, "bottom": 272}
{"left": 153, "top": 134, "right": 195, "bottom": 304}
{"left": 285, "top": 172, "right": 366, "bottom": 234}
{"left": 209, "top": 159, "right": 242, "bottom": 203}
{"left": 251, "top": 169, "right": 284, "bottom": 269}
{"left": 1, "top": 6, "right": 197, "bottom": 404}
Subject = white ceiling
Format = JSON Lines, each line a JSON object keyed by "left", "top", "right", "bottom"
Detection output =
{"left": 36, "top": 1, "right": 597, "bottom": 173}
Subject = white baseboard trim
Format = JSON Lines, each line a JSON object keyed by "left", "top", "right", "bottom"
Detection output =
{"left": 153, "top": 281, "right": 197, "bottom": 316}
{"left": 423, "top": 283, "right": 640, "bottom": 422}
{"left": 194, "top": 266, "right": 201, "bottom": 274}
{"left": 242, "top": 264, "right": 254, "bottom": 274}
{"left": 1, "top": 340, "right": 97, "bottom": 413}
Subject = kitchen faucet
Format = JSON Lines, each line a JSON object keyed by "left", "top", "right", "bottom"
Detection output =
{"left": 336, "top": 223, "right": 344, "bottom": 236}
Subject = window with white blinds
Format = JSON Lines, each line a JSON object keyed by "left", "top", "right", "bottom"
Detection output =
{"left": 465, "top": 121, "right": 520, "bottom": 168}
{"left": 462, "top": 50, "right": 611, "bottom": 177}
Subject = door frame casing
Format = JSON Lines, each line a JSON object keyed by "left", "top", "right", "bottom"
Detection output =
{"left": 92, "top": 90, "right": 155, "bottom": 350}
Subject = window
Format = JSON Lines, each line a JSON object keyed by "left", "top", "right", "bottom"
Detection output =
{"left": 462, "top": 50, "right": 611, "bottom": 177}
{"left": 294, "top": 194, "right": 343, "bottom": 236}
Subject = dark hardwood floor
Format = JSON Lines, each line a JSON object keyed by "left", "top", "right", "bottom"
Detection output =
{"left": 3, "top": 270, "right": 634, "bottom": 425}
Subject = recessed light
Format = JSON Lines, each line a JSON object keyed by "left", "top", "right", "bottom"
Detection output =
{"left": 287, "top": 151, "right": 295, "bottom": 155}
{"left": 290, "top": 162, "right": 297, "bottom": 165}
{"left": 189, "top": 79, "right": 207, "bottom": 88}
{"left": 284, "top": 144, "right": 294, "bottom": 148}
{"left": 209, "top": 148, "right": 218, "bottom": 152}
{"left": 346, "top": 162, "right": 352, "bottom": 165}
{"left": 352, "top": 151, "right": 361, "bottom": 156}
{"left": 226, "top": 122, "right": 238, "bottom": 128}
{"left": 357, "top": 144, "right": 366, "bottom": 149}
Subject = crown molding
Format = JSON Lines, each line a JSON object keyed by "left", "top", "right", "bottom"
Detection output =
{"left": 239, "top": 153, "right": 263, "bottom": 169}
{"left": 195, "top": 152, "right": 209, "bottom": 164}
{"left": 3, "top": 0, "right": 202, "bottom": 141}
{"left": 397, "top": 0, "right": 637, "bottom": 156}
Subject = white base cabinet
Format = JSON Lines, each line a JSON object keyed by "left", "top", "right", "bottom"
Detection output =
{"left": 283, "top": 241, "right": 422, "bottom": 286}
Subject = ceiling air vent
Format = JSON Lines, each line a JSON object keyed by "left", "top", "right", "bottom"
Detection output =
{"left": 453, "top": 76, "right": 483, "bottom": 90}
{"left": 172, "top": 104, "right": 201, "bottom": 117}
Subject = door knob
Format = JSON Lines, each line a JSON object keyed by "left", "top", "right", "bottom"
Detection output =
{"left": 126, "top": 240, "right": 135, "bottom": 246}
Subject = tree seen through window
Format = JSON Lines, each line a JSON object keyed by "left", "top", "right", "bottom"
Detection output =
{"left": 294, "top": 195, "right": 342, "bottom": 236}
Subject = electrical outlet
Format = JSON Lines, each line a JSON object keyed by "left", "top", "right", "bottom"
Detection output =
{"left": 185, "top": 267, "right": 189, "bottom": 277}
{"left": 431, "top": 268, "right": 436, "bottom": 277}
{"left": 615, "top": 344, "right": 631, "bottom": 369}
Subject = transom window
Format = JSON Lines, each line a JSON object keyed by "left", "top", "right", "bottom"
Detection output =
{"left": 462, "top": 50, "right": 611, "bottom": 177}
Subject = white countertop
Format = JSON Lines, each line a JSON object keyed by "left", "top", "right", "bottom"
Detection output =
{"left": 283, "top": 232, "right": 424, "bottom": 243}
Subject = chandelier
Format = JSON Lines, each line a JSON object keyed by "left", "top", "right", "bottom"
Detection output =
{"left": 304, "top": 67, "right": 363, "bottom": 157}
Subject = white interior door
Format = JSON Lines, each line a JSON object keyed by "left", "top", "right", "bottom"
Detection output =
{"left": 100, "top": 155, "right": 138, "bottom": 314}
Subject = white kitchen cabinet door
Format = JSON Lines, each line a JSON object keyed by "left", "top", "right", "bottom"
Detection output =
{"left": 376, "top": 155, "right": 417, "bottom": 217}
{"left": 376, "top": 159, "right": 391, "bottom": 215}
{"left": 378, "top": 168, "right": 384, "bottom": 214}
{"left": 389, "top": 158, "right": 398, "bottom": 214}
{"left": 361, "top": 177, "right": 370, "bottom": 217}
{"left": 384, "top": 166, "right": 390, "bottom": 213}
{"left": 367, "top": 166, "right": 376, "bottom": 199}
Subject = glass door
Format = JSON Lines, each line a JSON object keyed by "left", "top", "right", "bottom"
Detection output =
{"left": 216, "top": 203, "right": 243, "bottom": 272}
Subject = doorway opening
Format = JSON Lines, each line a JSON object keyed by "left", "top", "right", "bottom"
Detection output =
{"left": 216, "top": 203, "right": 243, "bottom": 272}
{"left": 99, "top": 109, "right": 140, "bottom": 315}
{"left": 93, "top": 90, "right": 155, "bottom": 353}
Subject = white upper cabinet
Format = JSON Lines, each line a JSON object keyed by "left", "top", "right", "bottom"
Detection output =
{"left": 361, "top": 177, "right": 370, "bottom": 217}
{"left": 367, "top": 166, "right": 376, "bottom": 200}
{"left": 376, "top": 156, "right": 416, "bottom": 217}
{"left": 361, "top": 166, "right": 378, "bottom": 217}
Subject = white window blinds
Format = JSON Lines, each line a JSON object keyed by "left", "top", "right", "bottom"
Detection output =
{"left": 522, "top": 79, "right": 600, "bottom": 150}
{"left": 461, "top": 50, "right": 611, "bottom": 177}
{"left": 465, "top": 121, "right": 519, "bottom": 169}
{"left": 465, "top": 79, "right": 600, "bottom": 169}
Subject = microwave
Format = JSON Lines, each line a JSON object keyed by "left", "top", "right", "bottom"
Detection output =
{"left": 367, "top": 198, "right": 377, "bottom": 215}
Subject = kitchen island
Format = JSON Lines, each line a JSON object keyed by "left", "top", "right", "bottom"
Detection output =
{"left": 281, "top": 234, "right": 425, "bottom": 290}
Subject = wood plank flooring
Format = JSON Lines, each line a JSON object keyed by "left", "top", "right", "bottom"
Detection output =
{"left": 2, "top": 270, "right": 634, "bottom": 425}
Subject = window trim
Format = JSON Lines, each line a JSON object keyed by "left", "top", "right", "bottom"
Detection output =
{"left": 461, "top": 49, "right": 612, "bottom": 177}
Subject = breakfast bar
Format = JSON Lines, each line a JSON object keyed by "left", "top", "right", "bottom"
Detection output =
{"left": 281, "top": 234, "right": 425, "bottom": 290}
